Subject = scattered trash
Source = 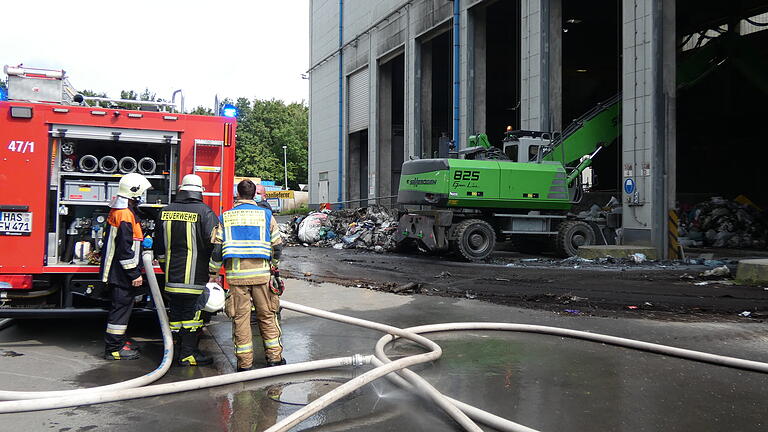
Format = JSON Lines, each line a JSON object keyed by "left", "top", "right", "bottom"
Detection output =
{"left": 738, "top": 311, "right": 752, "bottom": 318}
{"left": 520, "top": 258, "right": 539, "bottom": 262}
{"left": 569, "top": 296, "right": 588, "bottom": 302}
{"left": 643, "top": 302, "right": 653, "bottom": 307}
{"left": 465, "top": 290, "right": 477, "bottom": 299}
{"left": 303, "top": 272, "right": 312, "bottom": 277}
{"left": 679, "top": 274, "right": 695, "bottom": 281}
{"left": 626, "top": 305, "right": 639, "bottom": 310}
{"left": 1, "top": 350, "right": 23, "bottom": 357}
{"left": 495, "top": 277, "right": 511, "bottom": 282}
{"left": 700, "top": 266, "right": 731, "bottom": 279}
{"left": 694, "top": 280, "right": 735, "bottom": 286}
{"left": 678, "top": 196, "right": 767, "bottom": 249}
{"left": 391, "top": 282, "right": 420, "bottom": 294}
{"left": 629, "top": 253, "right": 647, "bottom": 264}
{"left": 434, "top": 271, "right": 452, "bottom": 278}
{"left": 561, "top": 256, "right": 594, "bottom": 264}
{"left": 282, "top": 206, "right": 400, "bottom": 252}
{"left": 297, "top": 212, "right": 329, "bottom": 243}
{"left": 563, "top": 309, "right": 581, "bottom": 315}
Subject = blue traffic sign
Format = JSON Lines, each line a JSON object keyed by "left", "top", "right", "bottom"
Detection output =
{"left": 623, "top": 178, "right": 636, "bottom": 195}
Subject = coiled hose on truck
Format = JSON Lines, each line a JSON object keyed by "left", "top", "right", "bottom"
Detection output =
{"left": 1, "top": 254, "right": 768, "bottom": 432}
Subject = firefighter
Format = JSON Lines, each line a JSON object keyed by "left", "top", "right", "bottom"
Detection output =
{"left": 100, "top": 173, "right": 152, "bottom": 360}
{"left": 154, "top": 174, "right": 219, "bottom": 366}
{"left": 209, "top": 180, "right": 285, "bottom": 371}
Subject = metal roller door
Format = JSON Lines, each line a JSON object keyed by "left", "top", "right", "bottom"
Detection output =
{"left": 348, "top": 67, "right": 369, "bottom": 133}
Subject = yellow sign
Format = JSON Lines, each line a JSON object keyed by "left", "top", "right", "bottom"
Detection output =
{"left": 265, "top": 190, "right": 294, "bottom": 199}
{"left": 161, "top": 211, "right": 199, "bottom": 223}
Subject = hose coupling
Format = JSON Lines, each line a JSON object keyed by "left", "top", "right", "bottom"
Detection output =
{"left": 351, "top": 354, "right": 365, "bottom": 368}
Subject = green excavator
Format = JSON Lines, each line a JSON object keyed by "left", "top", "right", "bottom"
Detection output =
{"left": 394, "top": 94, "right": 620, "bottom": 260}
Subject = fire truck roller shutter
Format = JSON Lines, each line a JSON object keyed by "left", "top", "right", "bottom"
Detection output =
{"left": 50, "top": 125, "right": 180, "bottom": 144}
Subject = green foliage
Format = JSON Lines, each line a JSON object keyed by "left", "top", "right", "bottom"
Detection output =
{"left": 80, "top": 89, "right": 109, "bottom": 107}
{"left": 232, "top": 98, "right": 308, "bottom": 186}
{"left": 189, "top": 106, "right": 214, "bottom": 116}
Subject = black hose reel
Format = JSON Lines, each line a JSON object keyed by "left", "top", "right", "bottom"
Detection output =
{"left": 78, "top": 155, "right": 98, "bottom": 173}
{"left": 138, "top": 157, "right": 156, "bottom": 175}
{"left": 98, "top": 156, "right": 118, "bottom": 174}
{"left": 118, "top": 157, "right": 137, "bottom": 174}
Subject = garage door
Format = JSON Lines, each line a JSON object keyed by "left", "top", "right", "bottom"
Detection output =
{"left": 348, "top": 67, "right": 369, "bottom": 133}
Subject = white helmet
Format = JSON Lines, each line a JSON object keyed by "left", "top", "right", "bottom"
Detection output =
{"left": 117, "top": 173, "right": 152, "bottom": 199}
{"left": 201, "top": 283, "right": 226, "bottom": 313}
{"left": 179, "top": 174, "right": 204, "bottom": 192}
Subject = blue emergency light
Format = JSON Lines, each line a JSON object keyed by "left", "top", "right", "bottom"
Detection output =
{"left": 221, "top": 104, "right": 238, "bottom": 118}
{"left": 0, "top": 86, "right": 7, "bottom": 101}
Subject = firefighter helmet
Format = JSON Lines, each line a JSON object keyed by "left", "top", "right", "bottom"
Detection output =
{"left": 117, "top": 173, "right": 152, "bottom": 199}
{"left": 179, "top": 174, "right": 204, "bottom": 192}
{"left": 200, "top": 283, "right": 226, "bottom": 313}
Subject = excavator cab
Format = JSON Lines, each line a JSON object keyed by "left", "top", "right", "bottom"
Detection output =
{"left": 501, "top": 131, "right": 553, "bottom": 163}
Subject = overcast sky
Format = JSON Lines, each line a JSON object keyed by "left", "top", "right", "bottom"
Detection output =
{"left": 1, "top": 1, "right": 309, "bottom": 110}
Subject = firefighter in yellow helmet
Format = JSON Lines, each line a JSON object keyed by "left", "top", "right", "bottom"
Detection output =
{"left": 99, "top": 173, "right": 152, "bottom": 360}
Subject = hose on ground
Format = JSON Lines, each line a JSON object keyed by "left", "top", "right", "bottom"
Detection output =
{"left": 0, "top": 252, "right": 173, "bottom": 400}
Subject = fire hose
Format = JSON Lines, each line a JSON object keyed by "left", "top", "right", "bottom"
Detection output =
{"left": 2, "top": 252, "right": 768, "bottom": 432}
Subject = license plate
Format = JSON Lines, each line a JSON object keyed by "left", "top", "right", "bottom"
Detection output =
{"left": 0, "top": 212, "right": 32, "bottom": 236}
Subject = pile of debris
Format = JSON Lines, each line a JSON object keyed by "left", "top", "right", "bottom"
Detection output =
{"left": 679, "top": 196, "right": 767, "bottom": 249}
{"left": 280, "top": 206, "right": 400, "bottom": 252}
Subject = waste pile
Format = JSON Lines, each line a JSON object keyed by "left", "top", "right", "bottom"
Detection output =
{"left": 280, "top": 206, "right": 400, "bottom": 252}
{"left": 678, "top": 196, "right": 767, "bottom": 249}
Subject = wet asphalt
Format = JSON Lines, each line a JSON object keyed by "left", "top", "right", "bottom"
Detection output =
{"left": 2, "top": 279, "right": 768, "bottom": 431}
{"left": 279, "top": 246, "right": 768, "bottom": 319}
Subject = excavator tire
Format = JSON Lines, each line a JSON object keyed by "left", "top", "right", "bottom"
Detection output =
{"left": 450, "top": 219, "right": 496, "bottom": 262}
{"left": 555, "top": 220, "right": 595, "bottom": 257}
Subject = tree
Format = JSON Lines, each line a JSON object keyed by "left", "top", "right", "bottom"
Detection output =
{"left": 189, "top": 106, "right": 214, "bottom": 116}
{"left": 79, "top": 89, "right": 109, "bottom": 107}
{"left": 233, "top": 98, "right": 308, "bottom": 186}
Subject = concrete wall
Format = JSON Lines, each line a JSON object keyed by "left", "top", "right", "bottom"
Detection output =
{"left": 620, "top": 0, "right": 675, "bottom": 254}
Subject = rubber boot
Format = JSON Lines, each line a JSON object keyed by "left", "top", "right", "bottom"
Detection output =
{"left": 171, "top": 331, "right": 181, "bottom": 363}
{"left": 177, "top": 329, "right": 212, "bottom": 366}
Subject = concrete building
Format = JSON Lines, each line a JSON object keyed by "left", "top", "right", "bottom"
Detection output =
{"left": 308, "top": 0, "right": 768, "bottom": 256}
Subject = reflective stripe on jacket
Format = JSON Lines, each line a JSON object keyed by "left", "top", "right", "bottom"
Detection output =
{"left": 221, "top": 203, "right": 272, "bottom": 261}
{"left": 99, "top": 207, "right": 143, "bottom": 287}
{"left": 153, "top": 191, "right": 219, "bottom": 294}
{"left": 209, "top": 200, "right": 283, "bottom": 285}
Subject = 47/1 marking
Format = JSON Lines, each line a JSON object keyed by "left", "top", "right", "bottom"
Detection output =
{"left": 7, "top": 140, "right": 35, "bottom": 154}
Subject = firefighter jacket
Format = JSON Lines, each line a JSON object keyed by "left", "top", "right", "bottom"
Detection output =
{"left": 153, "top": 190, "right": 219, "bottom": 295}
{"left": 100, "top": 207, "right": 143, "bottom": 287}
{"left": 209, "top": 200, "right": 282, "bottom": 286}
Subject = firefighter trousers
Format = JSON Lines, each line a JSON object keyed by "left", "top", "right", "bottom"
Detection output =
{"left": 231, "top": 282, "right": 282, "bottom": 369}
{"left": 167, "top": 291, "right": 205, "bottom": 360}
{"left": 104, "top": 283, "right": 136, "bottom": 353}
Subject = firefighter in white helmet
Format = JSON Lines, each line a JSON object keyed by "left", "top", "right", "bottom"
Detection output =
{"left": 153, "top": 174, "right": 220, "bottom": 366}
{"left": 99, "top": 173, "right": 152, "bottom": 360}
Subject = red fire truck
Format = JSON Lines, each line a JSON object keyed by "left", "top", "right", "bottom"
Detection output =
{"left": 0, "top": 66, "right": 236, "bottom": 317}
